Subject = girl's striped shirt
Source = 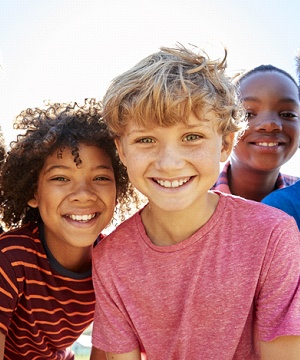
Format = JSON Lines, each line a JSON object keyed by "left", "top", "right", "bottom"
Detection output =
{"left": 0, "top": 222, "right": 98, "bottom": 360}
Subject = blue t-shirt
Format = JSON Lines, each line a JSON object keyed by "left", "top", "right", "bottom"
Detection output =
{"left": 262, "top": 180, "right": 300, "bottom": 230}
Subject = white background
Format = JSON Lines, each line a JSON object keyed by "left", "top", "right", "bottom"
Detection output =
{"left": 0, "top": 0, "right": 299, "bottom": 175}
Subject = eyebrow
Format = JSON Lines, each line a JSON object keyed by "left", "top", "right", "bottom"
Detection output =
{"left": 44, "top": 164, "right": 113, "bottom": 174}
{"left": 127, "top": 129, "right": 148, "bottom": 136}
{"left": 127, "top": 122, "right": 211, "bottom": 136}
{"left": 242, "top": 96, "right": 299, "bottom": 106}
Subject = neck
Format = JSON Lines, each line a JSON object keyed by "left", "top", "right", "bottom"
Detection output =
{"left": 46, "top": 237, "right": 93, "bottom": 273}
{"left": 60, "top": 247, "right": 92, "bottom": 273}
{"left": 141, "top": 192, "right": 219, "bottom": 246}
{"left": 229, "top": 162, "right": 280, "bottom": 202}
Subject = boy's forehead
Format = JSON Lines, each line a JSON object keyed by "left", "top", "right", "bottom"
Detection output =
{"left": 124, "top": 112, "right": 217, "bottom": 133}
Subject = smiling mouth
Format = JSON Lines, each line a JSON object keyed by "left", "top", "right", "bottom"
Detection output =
{"left": 154, "top": 177, "right": 191, "bottom": 188}
{"left": 66, "top": 213, "right": 97, "bottom": 222}
{"left": 254, "top": 142, "right": 280, "bottom": 147}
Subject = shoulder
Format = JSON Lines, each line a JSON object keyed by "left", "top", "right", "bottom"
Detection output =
{"left": 93, "top": 211, "right": 142, "bottom": 255}
{"left": 0, "top": 223, "right": 45, "bottom": 296}
{"left": 216, "top": 191, "right": 295, "bottom": 228}
{"left": 263, "top": 180, "right": 300, "bottom": 205}
{"left": 92, "top": 211, "right": 145, "bottom": 277}
{"left": 0, "top": 223, "right": 45, "bottom": 260}
{"left": 0, "top": 222, "right": 40, "bottom": 243}
{"left": 280, "top": 173, "right": 300, "bottom": 187}
{"left": 214, "top": 193, "right": 299, "bottom": 261}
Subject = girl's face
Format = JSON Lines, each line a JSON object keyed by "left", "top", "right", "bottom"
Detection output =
{"left": 28, "top": 143, "right": 116, "bottom": 270}
{"left": 231, "top": 71, "right": 300, "bottom": 172}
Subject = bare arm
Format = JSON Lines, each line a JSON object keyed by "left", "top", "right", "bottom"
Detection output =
{"left": 0, "top": 332, "right": 5, "bottom": 360}
{"left": 90, "top": 346, "right": 141, "bottom": 360}
{"left": 260, "top": 336, "right": 300, "bottom": 360}
{"left": 90, "top": 347, "right": 107, "bottom": 360}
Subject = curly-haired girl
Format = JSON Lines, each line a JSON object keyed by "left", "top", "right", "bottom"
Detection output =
{"left": 0, "top": 99, "right": 138, "bottom": 360}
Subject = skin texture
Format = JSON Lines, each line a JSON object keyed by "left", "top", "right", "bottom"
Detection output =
{"left": 260, "top": 336, "right": 300, "bottom": 360}
{"left": 115, "top": 113, "right": 233, "bottom": 245}
{"left": 229, "top": 71, "right": 300, "bottom": 201}
{"left": 90, "top": 347, "right": 141, "bottom": 360}
{"left": 27, "top": 144, "right": 117, "bottom": 272}
{"left": 90, "top": 339, "right": 300, "bottom": 360}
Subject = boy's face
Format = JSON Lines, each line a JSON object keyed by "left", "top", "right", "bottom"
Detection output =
{"left": 28, "top": 144, "right": 116, "bottom": 265}
{"left": 231, "top": 71, "right": 300, "bottom": 171}
{"left": 115, "top": 112, "right": 233, "bottom": 213}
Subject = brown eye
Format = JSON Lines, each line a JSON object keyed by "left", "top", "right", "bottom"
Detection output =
{"left": 94, "top": 176, "right": 112, "bottom": 182}
{"left": 246, "top": 111, "right": 255, "bottom": 119}
{"left": 280, "top": 112, "right": 298, "bottom": 119}
{"left": 51, "top": 176, "right": 68, "bottom": 182}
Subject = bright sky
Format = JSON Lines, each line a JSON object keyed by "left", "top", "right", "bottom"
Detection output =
{"left": 0, "top": 0, "right": 300, "bottom": 175}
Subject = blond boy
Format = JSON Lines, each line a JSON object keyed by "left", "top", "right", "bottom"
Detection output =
{"left": 91, "top": 45, "right": 300, "bottom": 360}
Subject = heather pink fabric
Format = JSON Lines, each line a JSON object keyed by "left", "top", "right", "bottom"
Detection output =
{"left": 92, "top": 192, "right": 300, "bottom": 359}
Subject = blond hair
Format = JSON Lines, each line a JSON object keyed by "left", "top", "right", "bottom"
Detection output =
{"left": 103, "top": 44, "right": 246, "bottom": 141}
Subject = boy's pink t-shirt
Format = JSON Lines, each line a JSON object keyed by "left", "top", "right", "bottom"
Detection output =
{"left": 92, "top": 192, "right": 300, "bottom": 359}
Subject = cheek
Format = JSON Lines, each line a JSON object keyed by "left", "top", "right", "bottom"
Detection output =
{"left": 125, "top": 164, "right": 141, "bottom": 186}
{"left": 104, "top": 184, "right": 117, "bottom": 206}
{"left": 288, "top": 123, "right": 300, "bottom": 138}
{"left": 239, "top": 126, "right": 251, "bottom": 138}
{"left": 127, "top": 152, "right": 147, "bottom": 167}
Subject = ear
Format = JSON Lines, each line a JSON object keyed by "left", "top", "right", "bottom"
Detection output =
{"left": 27, "top": 195, "right": 39, "bottom": 208}
{"left": 114, "top": 138, "right": 127, "bottom": 167}
{"left": 220, "top": 133, "right": 235, "bottom": 162}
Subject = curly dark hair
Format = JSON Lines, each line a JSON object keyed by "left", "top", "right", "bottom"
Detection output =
{"left": 0, "top": 125, "right": 5, "bottom": 164}
{"left": 0, "top": 99, "right": 139, "bottom": 230}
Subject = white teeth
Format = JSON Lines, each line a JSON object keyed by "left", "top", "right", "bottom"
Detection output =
{"left": 256, "top": 142, "right": 279, "bottom": 147}
{"left": 156, "top": 178, "right": 190, "bottom": 188}
{"left": 68, "top": 213, "right": 96, "bottom": 221}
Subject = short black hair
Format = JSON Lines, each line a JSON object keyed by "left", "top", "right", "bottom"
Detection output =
{"left": 0, "top": 125, "right": 5, "bottom": 164}
{"left": 238, "top": 64, "right": 298, "bottom": 88}
{"left": 236, "top": 64, "right": 299, "bottom": 98}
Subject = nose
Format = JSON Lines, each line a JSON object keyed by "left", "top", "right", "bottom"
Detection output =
{"left": 155, "top": 144, "right": 185, "bottom": 171}
{"left": 254, "top": 112, "right": 283, "bottom": 132}
{"left": 69, "top": 180, "right": 97, "bottom": 202}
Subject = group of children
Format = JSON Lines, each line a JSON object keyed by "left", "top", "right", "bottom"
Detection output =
{"left": 0, "top": 45, "right": 299, "bottom": 359}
